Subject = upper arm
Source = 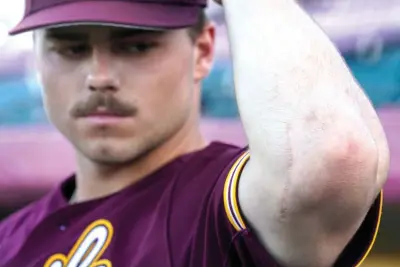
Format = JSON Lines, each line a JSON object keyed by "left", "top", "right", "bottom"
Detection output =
{"left": 219, "top": 150, "right": 383, "bottom": 267}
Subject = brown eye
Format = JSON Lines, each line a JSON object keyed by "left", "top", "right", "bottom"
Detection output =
{"left": 113, "top": 42, "right": 156, "bottom": 54}
{"left": 58, "top": 44, "right": 91, "bottom": 59}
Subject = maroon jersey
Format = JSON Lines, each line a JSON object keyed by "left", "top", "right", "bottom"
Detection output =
{"left": 0, "top": 142, "right": 382, "bottom": 267}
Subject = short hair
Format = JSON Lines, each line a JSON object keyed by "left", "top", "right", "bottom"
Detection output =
{"left": 188, "top": 10, "right": 207, "bottom": 42}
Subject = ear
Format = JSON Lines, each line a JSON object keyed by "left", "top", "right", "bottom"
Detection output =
{"left": 193, "top": 23, "right": 216, "bottom": 83}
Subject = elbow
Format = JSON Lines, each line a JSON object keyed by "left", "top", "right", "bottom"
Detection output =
{"left": 326, "top": 135, "right": 379, "bottom": 187}
{"left": 325, "top": 135, "right": 380, "bottom": 202}
{"left": 293, "top": 134, "right": 381, "bottom": 210}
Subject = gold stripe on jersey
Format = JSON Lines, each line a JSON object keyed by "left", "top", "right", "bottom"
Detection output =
{"left": 354, "top": 190, "right": 383, "bottom": 267}
{"left": 223, "top": 151, "right": 384, "bottom": 266}
{"left": 223, "top": 151, "right": 250, "bottom": 232}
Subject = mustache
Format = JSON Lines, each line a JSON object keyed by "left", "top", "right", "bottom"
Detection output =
{"left": 71, "top": 92, "right": 137, "bottom": 118}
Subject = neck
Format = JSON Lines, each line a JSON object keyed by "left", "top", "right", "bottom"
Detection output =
{"left": 72, "top": 119, "right": 206, "bottom": 203}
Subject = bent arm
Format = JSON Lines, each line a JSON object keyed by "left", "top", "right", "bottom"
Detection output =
{"left": 222, "top": 0, "right": 390, "bottom": 266}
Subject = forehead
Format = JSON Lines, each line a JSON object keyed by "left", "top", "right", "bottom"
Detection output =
{"left": 37, "top": 25, "right": 167, "bottom": 41}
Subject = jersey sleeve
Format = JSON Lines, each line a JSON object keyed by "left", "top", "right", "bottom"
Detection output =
{"left": 214, "top": 149, "right": 383, "bottom": 267}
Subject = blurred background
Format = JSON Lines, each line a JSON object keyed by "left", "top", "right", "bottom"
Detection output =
{"left": 0, "top": 1, "right": 399, "bottom": 266}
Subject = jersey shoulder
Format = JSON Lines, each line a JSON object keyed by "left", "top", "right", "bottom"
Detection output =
{"left": 179, "top": 141, "right": 245, "bottom": 178}
{"left": 172, "top": 142, "right": 246, "bottom": 194}
{"left": 164, "top": 142, "right": 247, "bottom": 263}
{"left": 169, "top": 141, "right": 243, "bottom": 186}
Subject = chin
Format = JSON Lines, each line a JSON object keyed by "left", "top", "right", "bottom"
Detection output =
{"left": 74, "top": 129, "right": 169, "bottom": 165}
{"left": 80, "top": 139, "right": 149, "bottom": 165}
{"left": 90, "top": 154, "right": 134, "bottom": 165}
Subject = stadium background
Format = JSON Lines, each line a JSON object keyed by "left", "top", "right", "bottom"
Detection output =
{"left": 0, "top": 0, "right": 399, "bottom": 265}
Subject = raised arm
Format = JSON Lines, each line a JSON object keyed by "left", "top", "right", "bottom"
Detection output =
{"left": 221, "top": 0, "right": 390, "bottom": 266}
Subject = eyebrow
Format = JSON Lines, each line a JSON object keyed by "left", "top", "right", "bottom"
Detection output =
{"left": 45, "top": 31, "right": 88, "bottom": 41}
{"left": 110, "top": 29, "right": 164, "bottom": 39}
{"left": 45, "top": 28, "right": 165, "bottom": 42}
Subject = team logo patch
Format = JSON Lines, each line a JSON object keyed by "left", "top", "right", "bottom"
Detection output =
{"left": 44, "top": 219, "right": 114, "bottom": 267}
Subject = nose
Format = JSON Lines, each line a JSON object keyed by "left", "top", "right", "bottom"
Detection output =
{"left": 85, "top": 48, "right": 120, "bottom": 93}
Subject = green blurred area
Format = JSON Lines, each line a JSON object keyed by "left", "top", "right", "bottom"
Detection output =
{"left": 363, "top": 256, "right": 400, "bottom": 267}
{"left": 366, "top": 203, "right": 400, "bottom": 261}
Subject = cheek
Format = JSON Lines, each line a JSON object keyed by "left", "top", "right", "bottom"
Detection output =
{"left": 128, "top": 51, "right": 194, "bottom": 121}
{"left": 38, "top": 60, "right": 82, "bottom": 123}
{"left": 139, "top": 56, "right": 193, "bottom": 122}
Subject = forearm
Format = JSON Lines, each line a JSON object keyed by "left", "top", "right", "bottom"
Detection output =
{"left": 223, "top": 1, "right": 389, "bottom": 265}
{"left": 223, "top": 0, "right": 388, "bottom": 188}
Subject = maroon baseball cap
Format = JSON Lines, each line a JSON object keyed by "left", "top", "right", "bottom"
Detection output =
{"left": 9, "top": 0, "right": 207, "bottom": 35}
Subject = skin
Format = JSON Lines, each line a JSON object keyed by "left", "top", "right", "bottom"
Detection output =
{"left": 33, "top": 24, "right": 216, "bottom": 201}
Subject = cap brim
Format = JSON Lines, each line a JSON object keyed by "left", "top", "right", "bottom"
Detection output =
{"left": 9, "top": 1, "right": 203, "bottom": 35}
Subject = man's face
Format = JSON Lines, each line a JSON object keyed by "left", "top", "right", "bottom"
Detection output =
{"left": 34, "top": 24, "right": 215, "bottom": 164}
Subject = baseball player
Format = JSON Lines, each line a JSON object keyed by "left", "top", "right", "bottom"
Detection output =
{"left": 0, "top": 0, "right": 388, "bottom": 266}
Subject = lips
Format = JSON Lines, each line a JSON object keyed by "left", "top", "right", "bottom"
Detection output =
{"left": 77, "top": 107, "right": 133, "bottom": 126}
{"left": 84, "top": 107, "right": 130, "bottom": 118}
